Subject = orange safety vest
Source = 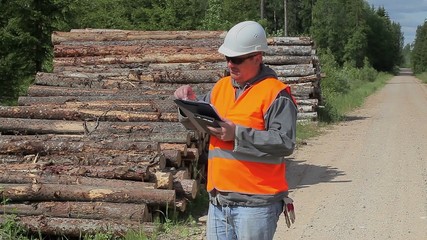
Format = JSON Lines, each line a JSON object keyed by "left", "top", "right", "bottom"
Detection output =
{"left": 207, "top": 76, "right": 291, "bottom": 195}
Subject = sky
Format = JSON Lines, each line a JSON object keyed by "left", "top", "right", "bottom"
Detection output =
{"left": 366, "top": 0, "right": 427, "bottom": 45}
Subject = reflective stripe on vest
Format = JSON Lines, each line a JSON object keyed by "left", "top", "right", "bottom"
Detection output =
{"left": 207, "top": 76, "right": 289, "bottom": 195}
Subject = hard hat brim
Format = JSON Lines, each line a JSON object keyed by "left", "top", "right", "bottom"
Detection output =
{"left": 218, "top": 44, "right": 261, "bottom": 57}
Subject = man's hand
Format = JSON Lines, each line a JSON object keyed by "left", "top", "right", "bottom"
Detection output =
{"left": 207, "top": 119, "right": 236, "bottom": 141}
{"left": 174, "top": 85, "right": 196, "bottom": 100}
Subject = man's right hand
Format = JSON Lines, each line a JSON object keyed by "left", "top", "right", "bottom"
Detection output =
{"left": 174, "top": 85, "right": 197, "bottom": 100}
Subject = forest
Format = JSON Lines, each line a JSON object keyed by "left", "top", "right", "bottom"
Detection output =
{"left": 0, "top": 0, "right": 425, "bottom": 105}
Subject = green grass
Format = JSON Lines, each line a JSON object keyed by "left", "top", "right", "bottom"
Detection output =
{"left": 296, "top": 121, "right": 324, "bottom": 145}
{"left": 416, "top": 72, "right": 427, "bottom": 83}
{"left": 330, "top": 72, "right": 391, "bottom": 115}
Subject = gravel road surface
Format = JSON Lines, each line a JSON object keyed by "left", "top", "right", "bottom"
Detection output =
{"left": 274, "top": 69, "right": 427, "bottom": 240}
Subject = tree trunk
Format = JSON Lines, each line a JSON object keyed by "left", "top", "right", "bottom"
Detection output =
{"left": 0, "top": 201, "right": 152, "bottom": 222}
{"left": 0, "top": 164, "right": 154, "bottom": 181}
{"left": 159, "top": 143, "right": 188, "bottom": 156}
{"left": 54, "top": 45, "right": 220, "bottom": 57}
{"left": 0, "top": 138, "right": 160, "bottom": 155}
{"left": 0, "top": 170, "right": 156, "bottom": 189}
{"left": 1, "top": 183, "right": 176, "bottom": 206}
{"left": 53, "top": 54, "right": 224, "bottom": 66}
{"left": 0, "top": 106, "right": 164, "bottom": 122}
{"left": 267, "top": 36, "right": 313, "bottom": 46}
{"left": 52, "top": 30, "right": 226, "bottom": 44}
{"left": 0, "top": 215, "right": 156, "bottom": 238}
{"left": 270, "top": 64, "right": 315, "bottom": 77}
{"left": 0, "top": 119, "right": 194, "bottom": 141}
{"left": 173, "top": 179, "right": 198, "bottom": 199}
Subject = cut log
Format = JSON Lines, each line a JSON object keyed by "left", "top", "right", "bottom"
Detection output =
{"left": 0, "top": 171, "right": 157, "bottom": 189}
{"left": 153, "top": 171, "right": 173, "bottom": 190}
{"left": 52, "top": 61, "right": 225, "bottom": 73}
{"left": 267, "top": 37, "right": 313, "bottom": 46}
{"left": 159, "top": 143, "right": 188, "bottom": 156}
{"left": 17, "top": 94, "right": 176, "bottom": 106}
{"left": 263, "top": 55, "right": 313, "bottom": 65}
{"left": 0, "top": 215, "right": 156, "bottom": 238}
{"left": 0, "top": 119, "right": 187, "bottom": 136}
{"left": 0, "top": 150, "right": 166, "bottom": 168}
{"left": 13, "top": 99, "right": 175, "bottom": 113}
{"left": 170, "top": 167, "right": 191, "bottom": 181}
{"left": 183, "top": 148, "right": 200, "bottom": 163}
{"left": 53, "top": 53, "right": 224, "bottom": 66}
{"left": 27, "top": 85, "right": 123, "bottom": 97}
{"left": 1, "top": 183, "right": 176, "bottom": 206}
{"left": 127, "top": 132, "right": 192, "bottom": 145}
{"left": 129, "top": 68, "right": 226, "bottom": 83}
{"left": 175, "top": 198, "right": 187, "bottom": 212}
{"left": 54, "top": 45, "right": 221, "bottom": 57}
{"left": 52, "top": 30, "right": 226, "bottom": 44}
{"left": 270, "top": 64, "right": 315, "bottom": 77}
{"left": 174, "top": 179, "right": 198, "bottom": 199}
{"left": 0, "top": 106, "right": 163, "bottom": 122}
{"left": 0, "top": 201, "right": 152, "bottom": 222}
{"left": 162, "top": 149, "right": 182, "bottom": 168}
{"left": 0, "top": 118, "right": 191, "bottom": 137}
{"left": 278, "top": 74, "right": 319, "bottom": 84}
{"left": 0, "top": 164, "right": 154, "bottom": 181}
{"left": 265, "top": 45, "right": 313, "bottom": 56}
{"left": 0, "top": 138, "right": 160, "bottom": 155}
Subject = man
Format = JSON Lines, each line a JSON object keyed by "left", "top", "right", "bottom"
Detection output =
{"left": 174, "top": 21, "right": 297, "bottom": 240}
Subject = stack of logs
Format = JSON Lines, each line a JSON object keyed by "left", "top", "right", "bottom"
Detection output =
{"left": 0, "top": 29, "right": 321, "bottom": 237}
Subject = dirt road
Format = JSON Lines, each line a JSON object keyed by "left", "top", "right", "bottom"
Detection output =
{"left": 274, "top": 69, "right": 427, "bottom": 240}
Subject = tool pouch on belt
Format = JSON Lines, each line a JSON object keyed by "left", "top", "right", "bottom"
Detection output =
{"left": 283, "top": 197, "right": 295, "bottom": 228}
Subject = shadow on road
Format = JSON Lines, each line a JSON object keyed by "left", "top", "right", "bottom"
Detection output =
{"left": 285, "top": 158, "right": 349, "bottom": 191}
{"left": 343, "top": 115, "right": 369, "bottom": 122}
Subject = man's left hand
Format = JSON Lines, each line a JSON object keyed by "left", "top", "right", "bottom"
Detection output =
{"left": 207, "top": 119, "right": 236, "bottom": 141}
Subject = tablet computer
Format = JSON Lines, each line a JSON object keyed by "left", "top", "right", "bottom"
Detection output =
{"left": 173, "top": 99, "right": 223, "bottom": 131}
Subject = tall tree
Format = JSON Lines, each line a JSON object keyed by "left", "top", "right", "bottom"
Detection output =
{"left": 412, "top": 22, "right": 427, "bottom": 73}
{"left": 199, "top": 0, "right": 229, "bottom": 30}
{"left": 366, "top": 6, "right": 402, "bottom": 71}
{"left": 0, "top": 0, "right": 69, "bottom": 104}
{"left": 311, "top": 0, "right": 348, "bottom": 65}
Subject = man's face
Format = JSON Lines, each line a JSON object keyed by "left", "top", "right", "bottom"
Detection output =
{"left": 225, "top": 53, "right": 261, "bottom": 84}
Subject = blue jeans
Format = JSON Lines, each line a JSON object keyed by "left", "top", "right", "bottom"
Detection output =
{"left": 206, "top": 201, "right": 283, "bottom": 240}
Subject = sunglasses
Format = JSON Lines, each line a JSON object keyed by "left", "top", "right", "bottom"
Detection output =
{"left": 225, "top": 54, "right": 258, "bottom": 65}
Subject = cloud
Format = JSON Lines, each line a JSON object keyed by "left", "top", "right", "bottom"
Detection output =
{"left": 367, "top": 0, "right": 427, "bottom": 44}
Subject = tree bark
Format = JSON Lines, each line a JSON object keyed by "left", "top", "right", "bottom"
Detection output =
{"left": 270, "top": 64, "right": 315, "bottom": 77}
{"left": 52, "top": 30, "right": 226, "bottom": 44}
{"left": 54, "top": 45, "right": 221, "bottom": 57}
{"left": 0, "top": 170, "right": 156, "bottom": 189}
{"left": 159, "top": 143, "right": 188, "bottom": 157}
{"left": 0, "top": 138, "right": 160, "bottom": 155}
{"left": 1, "top": 183, "right": 176, "bottom": 206}
{"left": 267, "top": 36, "right": 313, "bottom": 46}
{"left": 53, "top": 53, "right": 224, "bottom": 66}
{"left": 0, "top": 164, "right": 154, "bottom": 181}
{"left": 0, "top": 201, "right": 152, "bottom": 222}
{"left": 0, "top": 119, "right": 193, "bottom": 140}
{"left": 0, "top": 106, "right": 164, "bottom": 122}
{"left": 18, "top": 94, "right": 176, "bottom": 106}
{"left": 0, "top": 215, "right": 156, "bottom": 238}
{"left": 263, "top": 55, "right": 313, "bottom": 65}
{"left": 174, "top": 179, "right": 198, "bottom": 199}
{"left": 162, "top": 149, "right": 182, "bottom": 168}
{"left": 265, "top": 45, "right": 313, "bottom": 56}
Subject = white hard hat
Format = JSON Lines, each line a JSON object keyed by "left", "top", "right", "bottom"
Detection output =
{"left": 218, "top": 21, "right": 269, "bottom": 57}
